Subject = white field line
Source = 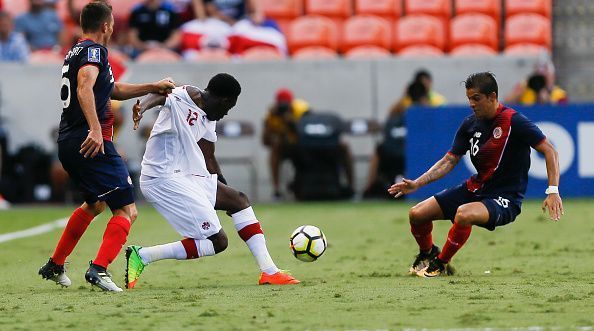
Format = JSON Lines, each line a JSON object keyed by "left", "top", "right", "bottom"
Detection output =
{"left": 0, "top": 218, "right": 68, "bottom": 244}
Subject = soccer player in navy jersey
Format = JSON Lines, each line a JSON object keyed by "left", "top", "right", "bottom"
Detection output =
{"left": 38, "top": 1, "right": 176, "bottom": 291}
{"left": 388, "top": 72, "right": 564, "bottom": 278}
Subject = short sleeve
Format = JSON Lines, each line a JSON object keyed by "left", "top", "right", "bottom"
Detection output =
{"left": 78, "top": 45, "right": 106, "bottom": 70}
{"left": 203, "top": 121, "right": 217, "bottom": 142}
{"left": 449, "top": 116, "right": 472, "bottom": 156}
{"left": 512, "top": 112, "right": 546, "bottom": 147}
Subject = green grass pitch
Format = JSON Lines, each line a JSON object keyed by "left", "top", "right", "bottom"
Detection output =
{"left": 0, "top": 200, "right": 593, "bottom": 330}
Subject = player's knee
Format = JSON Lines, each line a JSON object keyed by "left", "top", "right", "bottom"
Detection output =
{"left": 237, "top": 191, "right": 250, "bottom": 209}
{"left": 128, "top": 208, "right": 138, "bottom": 223}
{"left": 210, "top": 231, "right": 228, "bottom": 253}
{"left": 454, "top": 206, "right": 474, "bottom": 226}
{"left": 409, "top": 205, "right": 427, "bottom": 224}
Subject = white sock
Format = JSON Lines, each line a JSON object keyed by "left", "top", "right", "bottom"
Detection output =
{"left": 139, "top": 241, "right": 186, "bottom": 264}
{"left": 231, "top": 207, "right": 279, "bottom": 275}
{"left": 138, "top": 239, "right": 216, "bottom": 264}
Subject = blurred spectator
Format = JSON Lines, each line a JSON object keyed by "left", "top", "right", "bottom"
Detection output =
{"left": 179, "top": 17, "right": 232, "bottom": 58}
{"left": 197, "top": 0, "right": 286, "bottom": 55}
{"left": 363, "top": 81, "right": 430, "bottom": 199}
{"left": 14, "top": 0, "right": 63, "bottom": 51}
{"left": 0, "top": 11, "right": 30, "bottom": 62}
{"left": 390, "top": 69, "right": 446, "bottom": 114}
{"left": 128, "top": 0, "right": 182, "bottom": 56}
{"left": 170, "top": 0, "right": 207, "bottom": 24}
{"left": 262, "top": 88, "right": 310, "bottom": 199}
{"left": 505, "top": 57, "right": 568, "bottom": 105}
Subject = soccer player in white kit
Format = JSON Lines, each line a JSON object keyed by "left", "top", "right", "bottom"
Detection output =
{"left": 125, "top": 73, "right": 299, "bottom": 288}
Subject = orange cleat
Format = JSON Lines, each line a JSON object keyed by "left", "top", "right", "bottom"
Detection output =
{"left": 259, "top": 271, "right": 300, "bottom": 285}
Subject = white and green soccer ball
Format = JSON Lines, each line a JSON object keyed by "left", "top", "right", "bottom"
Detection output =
{"left": 290, "top": 225, "right": 327, "bottom": 262}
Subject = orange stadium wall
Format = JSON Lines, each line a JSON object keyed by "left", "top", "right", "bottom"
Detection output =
{"left": 0, "top": 57, "right": 539, "bottom": 201}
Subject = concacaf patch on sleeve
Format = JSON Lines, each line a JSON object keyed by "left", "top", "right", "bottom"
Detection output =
{"left": 88, "top": 47, "right": 101, "bottom": 63}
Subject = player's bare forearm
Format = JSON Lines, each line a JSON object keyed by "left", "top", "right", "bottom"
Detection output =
{"left": 535, "top": 139, "right": 560, "bottom": 186}
{"left": 415, "top": 153, "right": 460, "bottom": 187}
{"left": 112, "top": 78, "right": 175, "bottom": 100}
{"left": 140, "top": 93, "right": 166, "bottom": 115}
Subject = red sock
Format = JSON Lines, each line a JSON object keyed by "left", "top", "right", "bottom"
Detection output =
{"left": 438, "top": 223, "right": 472, "bottom": 263}
{"left": 51, "top": 208, "right": 94, "bottom": 265}
{"left": 410, "top": 222, "right": 433, "bottom": 253}
{"left": 93, "top": 216, "right": 131, "bottom": 268}
{"left": 180, "top": 238, "right": 199, "bottom": 259}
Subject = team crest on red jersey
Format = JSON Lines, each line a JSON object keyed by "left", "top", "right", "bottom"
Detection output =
{"left": 201, "top": 222, "right": 211, "bottom": 230}
{"left": 493, "top": 127, "right": 503, "bottom": 139}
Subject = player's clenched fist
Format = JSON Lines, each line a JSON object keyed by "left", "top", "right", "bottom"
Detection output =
{"left": 154, "top": 77, "right": 176, "bottom": 95}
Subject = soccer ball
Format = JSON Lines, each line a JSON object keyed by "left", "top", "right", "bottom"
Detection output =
{"left": 290, "top": 225, "right": 327, "bottom": 262}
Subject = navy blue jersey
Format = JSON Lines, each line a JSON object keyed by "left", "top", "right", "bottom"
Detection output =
{"left": 449, "top": 104, "right": 546, "bottom": 200}
{"left": 58, "top": 39, "right": 115, "bottom": 142}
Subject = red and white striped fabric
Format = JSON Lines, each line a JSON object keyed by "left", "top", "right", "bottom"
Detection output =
{"left": 228, "top": 19, "right": 287, "bottom": 55}
{"left": 180, "top": 18, "right": 232, "bottom": 57}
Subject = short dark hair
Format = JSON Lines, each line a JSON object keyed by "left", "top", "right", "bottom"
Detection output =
{"left": 414, "top": 69, "right": 432, "bottom": 82}
{"left": 464, "top": 72, "right": 498, "bottom": 96}
{"left": 207, "top": 73, "right": 241, "bottom": 98}
{"left": 80, "top": 1, "right": 112, "bottom": 33}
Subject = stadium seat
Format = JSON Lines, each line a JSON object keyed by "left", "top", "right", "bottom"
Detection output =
{"left": 262, "top": 0, "right": 303, "bottom": 20}
{"left": 504, "top": 43, "right": 549, "bottom": 55}
{"left": 287, "top": 16, "right": 339, "bottom": 54}
{"left": 185, "top": 48, "right": 232, "bottom": 62}
{"left": 450, "top": 14, "right": 498, "bottom": 51}
{"left": 29, "top": 50, "right": 65, "bottom": 64}
{"left": 305, "top": 0, "right": 352, "bottom": 20}
{"left": 240, "top": 46, "right": 285, "bottom": 61}
{"left": 344, "top": 45, "right": 392, "bottom": 59}
{"left": 505, "top": 0, "right": 551, "bottom": 19}
{"left": 450, "top": 44, "right": 498, "bottom": 56}
{"left": 404, "top": 0, "right": 452, "bottom": 20}
{"left": 3, "top": 0, "right": 28, "bottom": 18}
{"left": 454, "top": 0, "right": 501, "bottom": 27}
{"left": 397, "top": 45, "right": 444, "bottom": 57}
{"left": 135, "top": 48, "right": 182, "bottom": 63}
{"left": 292, "top": 46, "right": 339, "bottom": 60}
{"left": 354, "top": 0, "right": 402, "bottom": 20}
{"left": 394, "top": 15, "right": 446, "bottom": 51}
{"left": 341, "top": 15, "right": 393, "bottom": 53}
{"left": 505, "top": 14, "right": 551, "bottom": 49}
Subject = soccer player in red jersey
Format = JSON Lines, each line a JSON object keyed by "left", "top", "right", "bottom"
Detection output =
{"left": 388, "top": 72, "right": 564, "bottom": 277}
{"left": 38, "top": 2, "right": 175, "bottom": 291}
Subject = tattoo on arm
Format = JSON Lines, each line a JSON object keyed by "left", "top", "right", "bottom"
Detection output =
{"left": 416, "top": 153, "right": 460, "bottom": 186}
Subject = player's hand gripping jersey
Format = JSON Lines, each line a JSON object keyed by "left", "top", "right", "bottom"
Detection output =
{"left": 449, "top": 104, "right": 545, "bottom": 200}
{"left": 58, "top": 39, "right": 115, "bottom": 142}
{"left": 141, "top": 86, "right": 217, "bottom": 178}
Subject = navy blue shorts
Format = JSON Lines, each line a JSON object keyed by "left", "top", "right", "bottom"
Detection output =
{"left": 58, "top": 137, "right": 134, "bottom": 210}
{"left": 433, "top": 183, "right": 521, "bottom": 231}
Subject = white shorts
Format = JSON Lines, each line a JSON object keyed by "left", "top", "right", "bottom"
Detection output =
{"left": 140, "top": 174, "right": 221, "bottom": 239}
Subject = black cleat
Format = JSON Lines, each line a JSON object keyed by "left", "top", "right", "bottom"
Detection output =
{"left": 39, "top": 258, "right": 71, "bottom": 287}
{"left": 418, "top": 257, "right": 455, "bottom": 278}
{"left": 85, "top": 262, "right": 123, "bottom": 292}
{"left": 409, "top": 245, "right": 440, "bottom": 275}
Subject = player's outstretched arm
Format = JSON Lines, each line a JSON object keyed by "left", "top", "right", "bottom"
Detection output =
{"left": 198, "top": 139, "right": 227, "bottom": 185}
{"left": 388, "top": 152, "right": 461, "bottom": 198}
{"left": 534, "top": 139, "right": 563, "bottom": 221}
{"left": 111, "top": 77, "right": 176, "bottom": 100}
{"left": 132, "top": 93, "right": 167, "bottom": 130}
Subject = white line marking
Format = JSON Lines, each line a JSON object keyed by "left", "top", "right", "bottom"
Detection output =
{"left": 0, "top": 218, "right": 68, "bottom": 244}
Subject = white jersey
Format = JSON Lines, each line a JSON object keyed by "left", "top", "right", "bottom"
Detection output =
{"left": 141, "top": 86, "right": 217, "bottom": 178}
